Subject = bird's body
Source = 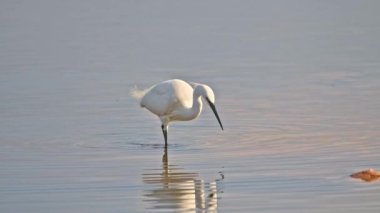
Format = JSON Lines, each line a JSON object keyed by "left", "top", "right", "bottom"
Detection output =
{"left": 133, "top": 79, "right": 223, "bottom": 147}
{"left": 141, "top": 79, "right": 202, "bottom": 123}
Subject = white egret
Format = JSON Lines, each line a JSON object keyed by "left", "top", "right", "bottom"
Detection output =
{"left": 132, "top": 79, "right": 223, "bottom": 147}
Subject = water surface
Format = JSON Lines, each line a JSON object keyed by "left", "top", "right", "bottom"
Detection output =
{"left": 1, "top": 1, "right": 380, "bottom": 212}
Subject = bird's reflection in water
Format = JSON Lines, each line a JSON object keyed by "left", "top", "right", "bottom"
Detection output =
{"left": 142, "top": 148, "right": 223, "bottom": 213}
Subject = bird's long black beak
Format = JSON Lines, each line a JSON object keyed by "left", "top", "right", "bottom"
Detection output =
{"left": 206, "top": 98, "right": 224, "bottom": 130}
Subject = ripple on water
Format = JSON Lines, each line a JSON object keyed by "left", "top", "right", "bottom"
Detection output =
{"left": 76, "top": 137, "right": 201, "bottom": 153}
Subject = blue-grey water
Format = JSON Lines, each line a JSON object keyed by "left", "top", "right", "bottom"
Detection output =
{"left": 1, "top": 1, "right": 380, "bottom": 212}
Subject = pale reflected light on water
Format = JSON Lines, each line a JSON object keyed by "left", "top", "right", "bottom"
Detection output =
{"left": 1, "top": 1, "right": 380, "bottom": 212}
{"left": 142, "top": 148, "right": 222, "bottom": 212}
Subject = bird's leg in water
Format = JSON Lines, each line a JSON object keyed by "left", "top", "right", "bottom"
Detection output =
{"left": 161, "top": 124, "right": 168, "bottom": 148}
{"left": 162, "top": 146, "right": 168, "bottom": 163}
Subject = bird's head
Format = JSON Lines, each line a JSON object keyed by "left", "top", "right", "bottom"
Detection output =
{"left": 195, "top": 84, "right": 224, "bottom": 131}
{"left": 194, "top": 84, "right": 214, "bottom": 101}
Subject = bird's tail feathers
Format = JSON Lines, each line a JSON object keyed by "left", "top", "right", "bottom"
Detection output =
{"left": 130, "top": 86, "right": 147, "bottom": 106}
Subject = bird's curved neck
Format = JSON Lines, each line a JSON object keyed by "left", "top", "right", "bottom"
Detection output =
{"left": 172, "top": 92, "right": 202, "bottom": 121}
{"left": 190, "top": 95, "right": 203, "bottom": 119}
{"left": 180, "top": 93, "right": 203, "bottom": 121}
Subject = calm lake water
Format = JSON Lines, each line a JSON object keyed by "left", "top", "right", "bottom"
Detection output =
{"left": 1, "top": 1, "right": 380, "bottom": 212}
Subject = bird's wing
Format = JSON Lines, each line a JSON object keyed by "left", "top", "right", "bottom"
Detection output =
{"left": 140, "top": 81, "right": 178, "bottom": 116}
{"left": 170, "top": 79, "right": 194, "bottom": 108}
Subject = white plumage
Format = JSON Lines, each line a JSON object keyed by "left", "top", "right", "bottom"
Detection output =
{"left": 133, "top": 79, "right": 223, "bottom": 147}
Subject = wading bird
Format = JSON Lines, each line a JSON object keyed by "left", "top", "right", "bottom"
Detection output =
{"left": 132, "top": 79, "right": 223, "bottom": 147}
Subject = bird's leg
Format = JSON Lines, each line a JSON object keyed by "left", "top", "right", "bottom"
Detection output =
{"left": 161, "top": 124, "right": 168, "bottom": 148}
{"left": 162, "top": 145, "right": 168, "bottom": 163}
